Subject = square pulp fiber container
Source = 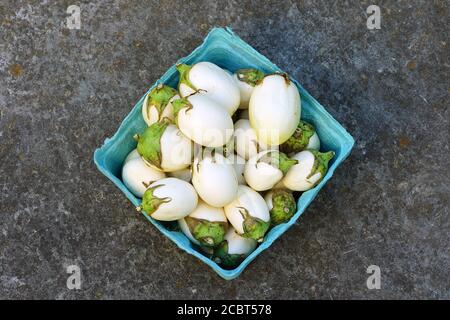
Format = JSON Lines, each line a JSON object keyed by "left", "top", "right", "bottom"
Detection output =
{"left": 94, "top": 27, "right": 355, "bottom": 280}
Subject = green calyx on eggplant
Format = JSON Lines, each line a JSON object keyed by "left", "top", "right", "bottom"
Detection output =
{"left": 185, "top": 216, "right": 227, "bottom": 247}
{"left": 142, "top": 84, "right": 179, "bottom": 126}
{"left": 176, "top": 64, "right": 195, "bottom": 93}
{"left": 138, "top": 184, "right": 171, "bottom": 216}
{"left": 282, "top": 150, "right": 335, "bottom": 191}
{"left": 137, "top": 118, "right": 170, "bottom": 169}
{"left": 265, "top": 189, "right": 297, "bottom": 226}
{"left": 281, "top": 120, "right": 320, "bottom": 154}
{"left": 136, "top": 118, "right": 193, "bottom": 172}
{"left": 238, "top": 206, "right": 270, "bottom": 241}
{"left": 308, "top": 150, "right": 335, "bottom": 180}
{"left": 235, "top": 68, "right": 265, "bottom": 87}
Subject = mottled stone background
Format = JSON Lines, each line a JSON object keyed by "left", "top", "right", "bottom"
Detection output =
{"left": 0, "top": 0, "right": 448, "bottom": 299}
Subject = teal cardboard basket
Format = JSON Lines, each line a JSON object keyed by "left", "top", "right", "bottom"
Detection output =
{"left": 94, "top": 27, "right": 354, "bottom": 280}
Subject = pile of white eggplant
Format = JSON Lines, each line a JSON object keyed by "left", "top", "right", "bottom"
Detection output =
{"left": 122, "top": 62, "right": 334, "bottom": 268}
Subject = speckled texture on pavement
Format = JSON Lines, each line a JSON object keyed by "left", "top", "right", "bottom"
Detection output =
{"left": 0, "top": 0, "right": 449, "bottom": 299}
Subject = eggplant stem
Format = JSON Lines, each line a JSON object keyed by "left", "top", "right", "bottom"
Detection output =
{"left": 281, "top": 72, "right": 290, "bottom": 85}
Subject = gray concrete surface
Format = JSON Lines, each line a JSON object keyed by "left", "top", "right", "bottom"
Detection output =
{"left": 0, "top": 0, "right": 449, "bottom": 299}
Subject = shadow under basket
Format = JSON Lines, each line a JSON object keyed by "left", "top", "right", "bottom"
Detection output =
{"left": 93, "top": 27, "right": 355, "bottom": 280}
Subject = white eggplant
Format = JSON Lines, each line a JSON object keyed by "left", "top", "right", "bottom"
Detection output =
{"left": 224, "top": 185, "right": 270, "bottom": 241}
{"left": 280, "top": 120, "right": 320, "bottom": 154}
{"left": 249, "top": 73, "right": 301, "bottom": 145}
{"left": 173, "top": 94, "right": 234, "bottom": 148}
{"left": 244, "top": 150, "right": 297, "bottom": 191}
{"left": 282, "top": 150, "right": 334, "bottom": 191}
{"left": 213, "top": 227, "right": 257, "bottom": 267}
{"left": 137, "top": 177, "right": 198, "bottom": 221}
{"left": 142, "top": 84, "right": 180, "bottom": 126}
{"left": 264, "top": 189, "right": 296, "bottom": 226}
{"left": 121, "top": 149, "right": 166, "bottom": 198}
{"left": 136, "top": 119, "right": 193, "bottom": 172}
{"left": 177, "top": 62, "right": 240, "bottom": 115}
{"left": 233, "top": 69, "right": 265, "bottom": 109}
{"left": 178, "top": 200, "right": 228, "bottom": 247}
{"left": 233, "top": 119, "right": 267, "bottom": 160}
{"left": 191, "top": 151, "right": 238, "bottom": 207}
